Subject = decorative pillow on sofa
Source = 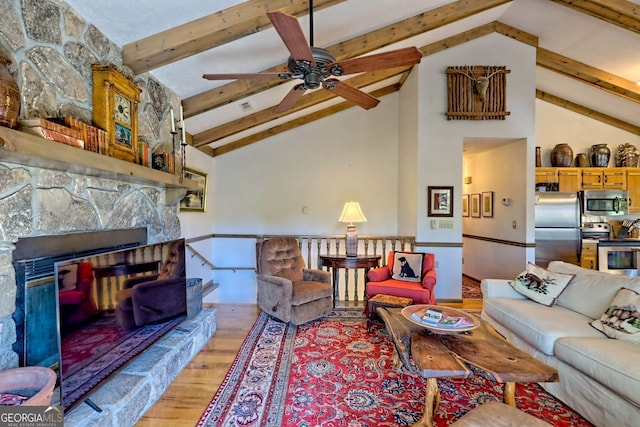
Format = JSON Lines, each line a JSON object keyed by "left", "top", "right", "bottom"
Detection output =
{"left": 510, "top": 262, "right": 575, "bottom": 307}
{"left": 591, "top": 287, "right": 640, "bottom": 344}
{"left": 391, "top": 252, "right": 424, "bottom": 283}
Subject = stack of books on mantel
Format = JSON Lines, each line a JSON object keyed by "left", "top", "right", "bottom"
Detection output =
{"left": 18, "top": 117, "right": 109, "bottom": 155}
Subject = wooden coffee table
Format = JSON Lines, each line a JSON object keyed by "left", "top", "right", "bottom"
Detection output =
{"left": 378, "top": 307, "right": 559, "bottom": 427}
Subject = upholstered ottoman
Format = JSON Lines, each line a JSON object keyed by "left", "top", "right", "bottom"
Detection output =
{"left": 366, "top": 293, "right": 412, "bottom": 331}
{"left": 451, "top": 401, "right": 552, "bottom": 426}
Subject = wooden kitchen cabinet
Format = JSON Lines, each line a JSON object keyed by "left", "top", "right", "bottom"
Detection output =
{"left": 535, "top": 167, "right": 557, "bottom": 184}
{"left": 581, "top": 168, "right": 626, "bottom": 190}
{"left": 627, "top": 168, "right": 640, "bottom": 214}
{"left": 557, "top": 168, "right": 582, "bottom": 192}
{"left": 535, "top": 167, "right": 581, "bottom": 192}
{"left": 581, "top": 241, "right": 597, "bottom": 270}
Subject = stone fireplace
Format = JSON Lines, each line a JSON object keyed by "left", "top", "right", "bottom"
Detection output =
{"left": 0, "top": 158, "right": 215, "bottom": 425}
{"left": 0, "top": 161, "right": 183, "bottom": 370}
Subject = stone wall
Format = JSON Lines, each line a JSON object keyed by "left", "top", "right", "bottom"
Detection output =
{"left": 0, "top": 0, "right": 184, "bottom": 369}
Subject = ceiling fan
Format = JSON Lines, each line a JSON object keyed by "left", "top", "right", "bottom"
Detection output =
{"left": 202, "top": 2, "right": 422, "bottom": 114}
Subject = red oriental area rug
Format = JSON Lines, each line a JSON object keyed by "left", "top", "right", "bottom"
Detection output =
{"left": 197, "top": 310, "right": 593, "bottom": 427}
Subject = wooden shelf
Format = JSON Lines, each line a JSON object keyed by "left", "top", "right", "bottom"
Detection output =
{"left": 0, "top": 126, "right": 198, "bottom": 201}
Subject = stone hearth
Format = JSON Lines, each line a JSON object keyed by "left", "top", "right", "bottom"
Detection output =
{"left": 64, "top": 307, "right": 216, "bottom": 426}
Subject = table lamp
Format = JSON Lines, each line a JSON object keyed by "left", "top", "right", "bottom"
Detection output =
{"left": 338, "top": 201, "right": 367, "bottom": 257}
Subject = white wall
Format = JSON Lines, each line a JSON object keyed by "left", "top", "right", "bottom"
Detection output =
{"left": 201, "top": 98, "right": 400, "bottom": 303}
{"left": 179, "top": 146, "right": 216, "bottom": 299}
{"left": 536, "top": 100, "right": 640, "bottom": 166}
{"left": 179, "top": 32, "right": 640, "bottom": 304}
{"left": 412, "top": 33, "right": 537, "bottom": 296}
{"left": 462, "top": 140, "right": 535, "bottom": 280}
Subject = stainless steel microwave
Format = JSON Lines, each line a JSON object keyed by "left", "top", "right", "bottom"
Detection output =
{"left": 582, "top": 190, "right": 628, "bottom": 216}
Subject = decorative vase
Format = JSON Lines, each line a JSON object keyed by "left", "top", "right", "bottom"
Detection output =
{"left": 550, "top": 143, "right": 573, "bottom": 167}
{"left": 0, "top": 57, "right": 20, "bottom": 129}
{"left": 615, "top": 143, "right": 639, "bottom": 167}
{"left": 589, "top": 144, "right": 611, "bottom": 167}
{"left": 535, "top": 146, "right": 541, "bottom": 167}
{"left": 0, "top": 366, "right": 57, "bottom": 406}
{"left": 575, "top": 153, "right": 588, "bottom": 167}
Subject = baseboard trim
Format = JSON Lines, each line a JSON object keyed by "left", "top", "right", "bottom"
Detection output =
{"left": 438, "top": 299, "right": 464, "bottom": 308}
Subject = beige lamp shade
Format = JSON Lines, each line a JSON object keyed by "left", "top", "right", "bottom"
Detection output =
{"left": 338, "top": 202, "right": 366, "bottom": 257}
{"left": 338, "top": 202, "right": 367, "bottom": 225}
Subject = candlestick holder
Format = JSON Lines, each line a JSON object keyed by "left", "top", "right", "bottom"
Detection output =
{"left": 169, "top": 106, "right": 187, "bottom": 176}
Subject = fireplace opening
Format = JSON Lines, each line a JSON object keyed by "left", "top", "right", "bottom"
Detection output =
{"left": 11, "top": 229, "right": 188, "bottom": 412}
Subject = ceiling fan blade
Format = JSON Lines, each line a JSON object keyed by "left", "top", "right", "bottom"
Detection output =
{"left": 274, "top": 83, "right": 306, "bottom": 114}
{"left": 329, "top": 47, "right": 422, "bottom": 75}
{"left": 203, "top": 73, "right": 287, "bottom": 80}
{"left": 323, "top": 79, "right": 380, "bottom": 110}
{"left": 267, "top": 11, "right": 315, "bottom": 65}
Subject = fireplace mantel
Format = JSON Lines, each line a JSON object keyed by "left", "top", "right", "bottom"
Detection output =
{"left": 0, "top": 126, "right": 197, "bottom": 203}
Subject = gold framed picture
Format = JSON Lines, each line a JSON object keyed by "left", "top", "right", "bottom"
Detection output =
{"left": 482, "top": 191, "right": 494, "bottom": 217}
{"left": 462, "top": 194, "right": 469, "bottom": 217}
{"left": 471, "top": 193, "right": 481, "bottom": 218}
{"left": 180, "top": 168, "right": 207, "bottom": 212}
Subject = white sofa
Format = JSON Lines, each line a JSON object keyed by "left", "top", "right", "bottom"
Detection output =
{"left": 481, "top": 261, "right": 640, "bottom": 427}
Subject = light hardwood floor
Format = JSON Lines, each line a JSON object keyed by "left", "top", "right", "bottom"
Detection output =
{"left": 136, "top": 300, "right": 482, "bottom": 426}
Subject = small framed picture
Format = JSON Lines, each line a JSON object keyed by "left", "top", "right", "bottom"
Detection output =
{"left": 427, "top": 186, "right": 453, "bottom": 217}
{"left": 482, "top": 191, "right": 494, "bottom": 218}
{"left": 180, "top": 168, "right": 207, "bottom": 212}
{"left": 471, "top": 193, "right": 481, "bottom": 218}
{"left": 462, "top": 194, "right": 469, "bottom": 217}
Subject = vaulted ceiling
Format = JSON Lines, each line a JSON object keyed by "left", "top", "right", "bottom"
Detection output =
{"left": 64, "top": 0, "right": 640, "bottom": 157}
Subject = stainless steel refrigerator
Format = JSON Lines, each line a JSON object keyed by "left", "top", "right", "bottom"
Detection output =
{"left": 535, "top": 192, "right": 581, "bottom": 268}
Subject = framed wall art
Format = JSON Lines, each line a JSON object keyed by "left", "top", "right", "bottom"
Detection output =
{"left": 482, "top": 191, "right": 494, "bottom": 217}
{"left": 470, "top": 193, "right": 481, "bottom": 218}
{"left": 427, "top": 186, "right": 453, "bottom": 217}
{"left": 462, "top": 194, "right": 469, "bottom": 217}
{"left": 180, "top": 168, "right": 207, "bottom": 212}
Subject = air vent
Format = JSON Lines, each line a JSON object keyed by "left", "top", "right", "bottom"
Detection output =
{"left": 240, "top": 101, "right": 253, "bottom": 112}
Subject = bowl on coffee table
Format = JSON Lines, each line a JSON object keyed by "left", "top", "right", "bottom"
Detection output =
{"left": 402, "top": 304, "right": 480, "bottom": 333}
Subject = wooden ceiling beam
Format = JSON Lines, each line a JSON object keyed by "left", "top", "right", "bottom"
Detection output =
{"left": 211, "top": 84, "right": 401, "bottom": 156}
{"left": 550, "top": 0, "right": 640, "bottom": 34}
{"left": 192, "top": 21, "right": 536, "bottom": 148}
{"left": 537, "top": 89, "right": 640, "bottom": 135}
{"left": 182, "top": 0, "right": 513, "bottom": 118}
{"left": 537, "top": 48, "right": 640, "bottom": 103}
{"left": 122, "top": 0, "right": 345, "bottom": 74}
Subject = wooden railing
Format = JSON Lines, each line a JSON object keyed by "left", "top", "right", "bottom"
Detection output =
{"left": 186, "top": 233, "right": 415, "bottom": 306}
{"left": 258, "top": 234, "right": 415, "bottom": 305}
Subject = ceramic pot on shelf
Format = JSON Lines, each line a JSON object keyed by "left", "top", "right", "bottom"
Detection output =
{"left": 0, "top": 56, "right": 20, "bottom": 129}
{"left": 589, "top": 144, "right": 610, "bottom": 167}
{"left": 615, "top": 143, "right": 639, "bottom": 167}
{"left": 550, "top": 143, "right": 573, "bottom": 167}
{"left": 575, "top": 153, "right": 588, "bottom": 167}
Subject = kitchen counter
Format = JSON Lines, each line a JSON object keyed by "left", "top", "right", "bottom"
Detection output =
{"left": 597, "top": 239, "right": 640, "bottom": 245}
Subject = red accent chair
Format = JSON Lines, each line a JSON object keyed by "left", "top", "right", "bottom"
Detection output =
{"left": 365, "top": 251, "right": 437, "bottom": 308}
{"left": 58, "top": 262, "right": 98, "bottom": 326}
